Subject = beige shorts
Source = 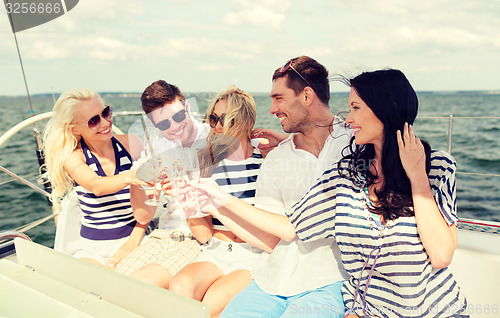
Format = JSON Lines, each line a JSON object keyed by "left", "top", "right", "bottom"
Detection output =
{"left": 115, "top": 229, "right": 201, "bottom": 276}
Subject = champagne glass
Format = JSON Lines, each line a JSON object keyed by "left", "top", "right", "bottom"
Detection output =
{"left": 144, "top": 157, "right": 164, "bottom": 206}
{"left": 141, "top": 125, "right": 165, "bottom": 206}
{"left": 172, "top": 151, "right": 209, "bottom": 219}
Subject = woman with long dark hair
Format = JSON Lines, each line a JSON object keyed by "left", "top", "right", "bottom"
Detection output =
{"left": 288, "top": 69, "right": 467, "bottom": 317}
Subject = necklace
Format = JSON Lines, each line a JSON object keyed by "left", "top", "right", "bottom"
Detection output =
{"left": 364, "top": 186, "right": 375, "bottom": 208}
{"left": 364, "top": 186, "right": 386, "bottom": 230}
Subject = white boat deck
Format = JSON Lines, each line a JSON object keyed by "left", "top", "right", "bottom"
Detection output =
{"left": 0, "top": 238, "right": 209, "bottom": 318}
{"left": 449, "top": 227, "right": 500, "bottom": 317}
{"left": 1, "top": 228, "right": 499, "bottom": 317}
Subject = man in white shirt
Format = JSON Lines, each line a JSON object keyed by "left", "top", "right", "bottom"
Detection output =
{"left": 204, "top": 56, "right": 352, "bottom": 317}
{"left": 115, "top": 80, "right": 209, "bottom": 288}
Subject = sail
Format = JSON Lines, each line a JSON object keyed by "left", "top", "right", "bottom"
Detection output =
{"left": 4, "top": 0, "right": 79, "bottom": 33}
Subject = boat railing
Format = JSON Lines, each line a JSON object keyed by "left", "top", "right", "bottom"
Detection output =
{"left": 1, "top": 112, "right": 499, "bottom": 238}
{"left": 2, "top": 112, "right": 500, "bottom": 184}
{"left": 417, "top": 115, "right": 500, "bottom": 178}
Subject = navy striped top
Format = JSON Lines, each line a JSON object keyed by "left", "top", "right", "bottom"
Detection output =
{"left": 211, "top": 147, "right": 264, "bottom": 231}
{"left": 287, "top": 150, "right": 468, "bottom": 317}
{"left": 75, "top": 137, "right": 136, "bottom": 240}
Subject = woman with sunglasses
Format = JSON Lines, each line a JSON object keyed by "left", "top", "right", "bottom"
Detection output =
{"left": 43, "top": 88, "right": 150, "bottom": 268}
{"left": 167, "top": 86, "right": 267, "bottom": 317}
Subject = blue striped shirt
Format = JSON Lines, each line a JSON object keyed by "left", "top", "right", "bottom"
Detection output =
{"left": 211, "top": 147, "right": 264, "bottom": 231}
{"left": 288, "top": 150, "right": 468, "bottom": 317}
{"left": 75, "top": 137, "right": 136, "bottom": 240}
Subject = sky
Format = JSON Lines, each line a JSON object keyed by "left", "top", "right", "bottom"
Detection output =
{"left": 1, "top": 0, "right": 499, "bottom": 96}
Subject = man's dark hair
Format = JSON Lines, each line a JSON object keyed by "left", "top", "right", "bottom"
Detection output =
{"left": 141, "top": 80, "right": 185, "bottom": 114}
{"left": 272, "top": 56, "right": 330, "bottom": 105}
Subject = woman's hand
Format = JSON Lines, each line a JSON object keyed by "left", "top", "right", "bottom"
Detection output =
{"left": 105, "top": 239, "right": 138, "bottom": 269}
{"left": 168, "top": 177, "right": 221, "bottom": 217}
{"left": 125, "top": 169, "right": 153, "bottom": 187}
{"left": 192, "top": 178, "right": 233, "bottom": 207}
{"left": 129, "top": 158, "right": 154, "bottom": 187}
{"left": 397, "top": 122, "right": 426, "bottom": 182}
{"left": 251, "top": 128, "right": 289, "bottom": 151}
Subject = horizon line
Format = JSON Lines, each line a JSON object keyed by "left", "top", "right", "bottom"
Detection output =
{"left": 2, "top": 89, "right": 500, "bottom": 98}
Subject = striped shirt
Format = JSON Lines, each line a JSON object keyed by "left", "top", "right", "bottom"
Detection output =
{"left": 288, "top": 150, "right": 468, "bottom": 317}
{"left": 211, "top": 147, "right": 264, "bottom": 231}
{"left": 75, "top": 137, "right": 136, "bottom": 240}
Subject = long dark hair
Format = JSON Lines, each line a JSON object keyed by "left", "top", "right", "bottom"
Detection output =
{"left": 339, "top": 69, "right": 431, "bottom": 221}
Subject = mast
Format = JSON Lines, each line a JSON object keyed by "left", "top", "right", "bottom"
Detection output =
{"left": 5, "top": 0, "right": 53, "bottom": 204}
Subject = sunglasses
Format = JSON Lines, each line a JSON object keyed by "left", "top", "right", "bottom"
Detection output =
{"left": 155, "top": 109, "right": 187, "bottom": 131}
{"left": 75, "top": 105, "right": 112, "bottom": 129}
{"left": 279, "top": 60, "right": 314, "bottom": 90}
{"left": 209, "top": 113, "right": 226, "bottom": 128}
{"left": 209, "top": 113, "right": 236, "bottom": 129}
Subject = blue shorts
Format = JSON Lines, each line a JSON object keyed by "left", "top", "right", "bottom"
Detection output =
{"left": 221, "top": 280, "right": 345, "bottom": 318}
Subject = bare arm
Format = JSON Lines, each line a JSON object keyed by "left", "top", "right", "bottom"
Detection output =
{"left": 130, "top": 184, "right": 156, "bottom": 225}
{"left": 64, "top": 150, "right": 149, "bottom": 196}
{"left": 211, "top": 198, "right": 295, "bottom": 253}
{"left": 194, "top": 179, "right": 297, "bottom": 252}
{"left": 188, "top": 215, "right": 213, "bottom": 244}
{"left": 398, "top": 123, "right": 457, "bottom": 268}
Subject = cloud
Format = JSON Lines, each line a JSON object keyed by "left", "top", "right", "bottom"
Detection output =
{"left": 151, "top": 37, "right": 263, "bottom": 62}
{"left": 1, "top": 0, "right": 499, "bottom": 94}
{"left": 24, "top": 41, "right": 69, "bottom": 61}
{"left": 222, "top": 0, "right": 291, "bottom": 30}
{"left": 197, "top": 63, "right": 234, "bottom": 72}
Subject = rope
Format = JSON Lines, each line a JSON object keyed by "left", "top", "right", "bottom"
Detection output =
{"left": 456, "top": 172, "right": 500, "bottom": 177}
{"left": 0, "top": 172, "right": 40, "bottom": 186}
{"left": 14, "top": 211, "right": 59, "bottom": 233}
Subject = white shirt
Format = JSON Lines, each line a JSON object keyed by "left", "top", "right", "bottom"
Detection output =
{"left": 251, "top": 118, "right": 352, "bottom": 296}
{"left": 143, "top": 120, "right": 211, "bottom": 232}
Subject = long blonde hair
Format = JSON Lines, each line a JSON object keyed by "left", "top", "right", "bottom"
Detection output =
{"left": 197, "top": 86, "right": 256, "bottom": 177}
{"left": 206, "top": 86, "right": 256, "bottom": 141}
{"left": 42, "top": 89, "right": 103, "bottom": 202}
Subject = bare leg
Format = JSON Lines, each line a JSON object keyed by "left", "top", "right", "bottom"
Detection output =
{"left": 169, "top": 261, "right": 224, "bottom": 301}
{"left": 130, "top": 263, "right": 172, "bottom": 289}
{"left": 80, "top": 257, "right": 104, "bottom": 266}
{"left": 202, "top": 269, "right": 252, "bottom": 318}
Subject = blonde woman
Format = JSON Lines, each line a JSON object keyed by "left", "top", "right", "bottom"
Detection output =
{"left": 43, "top": 89, "right": 149, "bottom": 268}
{"left": 168, "top": 86, "right": 266, "bottom": 317}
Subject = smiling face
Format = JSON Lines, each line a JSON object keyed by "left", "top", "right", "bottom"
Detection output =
{"left": 149, "top": 99, "right": 195, "bottom": 145}
{"left": 71, "top": 97, "right": 112, "bottom": 141}
{"left": 211, "top": 99, "right": 228, "bottom": 136}
{"left": 345, "top": 87, "right": 385, "bottom": 148}
{"left": 269, "top": 76, "right": 308, "bottom": 133}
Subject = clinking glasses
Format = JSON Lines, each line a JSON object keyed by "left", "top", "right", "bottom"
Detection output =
{"left": 75, "top": 105, "right": 112, "bottom": 129}
{"left": 279, "top": 60, "right": 314, "bottom": 90}
{"left": 155, "top": 108, "right": 187, "bottom": 131}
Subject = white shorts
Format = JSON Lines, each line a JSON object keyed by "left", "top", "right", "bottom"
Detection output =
{"left": 72, "top": 236, "right": 131, "bottom": 265}
{"left": 197, "top": 237, "right": 263, "bottom": 275}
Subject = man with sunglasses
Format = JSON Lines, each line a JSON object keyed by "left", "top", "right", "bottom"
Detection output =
{"left": 205, "top": 56, "right": 353, "bottom": 317}
{"left": 141, "top": 81, "right": 209, "bottom": 148}
{"left": 115, "top": 80, "right": 209, "bottom": 288}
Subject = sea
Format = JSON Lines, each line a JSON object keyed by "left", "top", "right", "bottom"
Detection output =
{"left": 1, "top": 91, "right": 499, "bottom": 248}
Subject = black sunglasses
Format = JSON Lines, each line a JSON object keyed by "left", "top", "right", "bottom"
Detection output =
{"left": 75, "top": 105, "right": 112, "bottom": 129}
{"left": 155, "top": 109, "right": 187, "bottom": 131}
{"left": 279, "top": 60, "right": 314, "bottom": 91}
{"left": 209, "top": 113, "right": 227, "bottom": 128}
